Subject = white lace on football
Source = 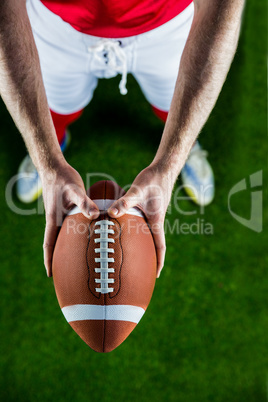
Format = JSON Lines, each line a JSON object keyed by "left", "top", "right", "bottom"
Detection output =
{"left": 88, "top": 39, "right": 128, "bottom": 95}
{"left": 94, "top": 220, "right": 115, "bottom": 294}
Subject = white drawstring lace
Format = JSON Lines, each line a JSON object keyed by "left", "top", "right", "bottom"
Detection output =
{"left": 88, "top": 39, "right": 128, "bottom": 95}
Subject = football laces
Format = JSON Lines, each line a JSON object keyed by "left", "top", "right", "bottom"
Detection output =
{"left": 94, "top": 220, "right": 115, "bottom": 293}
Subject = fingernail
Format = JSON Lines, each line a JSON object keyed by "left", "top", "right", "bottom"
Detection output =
{"left": 108, "top": 207, "right": 118, "bottom": 216}
{"left": 89, "top": 208, "right": 99, "bottom": 217}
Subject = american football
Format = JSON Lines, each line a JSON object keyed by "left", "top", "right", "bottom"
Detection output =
{"left": 52, "top": 180, "right": 157, "bottom": 352}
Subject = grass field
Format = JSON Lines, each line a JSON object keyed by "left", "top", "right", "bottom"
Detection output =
{"left": 0, "top": 1, "right": 267, "bottom": 401}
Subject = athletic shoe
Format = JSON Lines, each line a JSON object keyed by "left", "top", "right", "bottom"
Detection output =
{"left": 181, "top": 141, "right": 215, "bottom": 206}
{"left": 16, "top": 131, "right": 71, "bottom": 203}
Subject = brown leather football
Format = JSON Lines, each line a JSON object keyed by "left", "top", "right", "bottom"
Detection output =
{"left": 52, "top": 180, "right": 157, "bottom": 352}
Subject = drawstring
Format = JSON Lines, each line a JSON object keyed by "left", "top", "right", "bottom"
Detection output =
{"left": 88, "top": 39, "right": 128, "bottom": 95}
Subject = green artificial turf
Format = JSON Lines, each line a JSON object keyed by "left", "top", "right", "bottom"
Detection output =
{"left": 0, "top": 1, "right": 267, "bottom": 401}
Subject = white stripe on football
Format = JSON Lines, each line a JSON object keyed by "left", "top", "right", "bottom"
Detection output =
{"left": 62, "top": 304, "right": 145, "bottom": 324}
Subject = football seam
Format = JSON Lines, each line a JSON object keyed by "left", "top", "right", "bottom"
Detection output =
{"left": 102, "top": 316, "right": 106, "bottom": 352}
{"left": 103, "top": 182, "right": 107, "bottom": 353}
{"left": 109, "top": 217, "right": 123, "bottom": 299}
{"left": 86, "top": 220, "right": 100, "bottom": 299}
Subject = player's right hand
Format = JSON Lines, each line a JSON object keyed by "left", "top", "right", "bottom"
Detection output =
{"left": 40, "top": 160, "right": 99, "bottom": 277}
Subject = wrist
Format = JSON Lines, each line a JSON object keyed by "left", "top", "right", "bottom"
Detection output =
{"left": 152, "top": 129, "right": 196, "bottom": 180}
{"left": 150, "top": 151, "right": 185, "bottom": 180}
{"left": 147, "top": 158, "right": 179, "bottom": 187}
{"left": 37, "top": 151, "right": 67, "bottom": 179}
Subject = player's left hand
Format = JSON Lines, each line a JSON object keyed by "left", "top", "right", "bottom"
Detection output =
{"left": 108, "top": 164, "right": 174, "bottom": 278}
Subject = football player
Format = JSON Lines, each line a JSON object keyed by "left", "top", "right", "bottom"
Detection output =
{"left": 0, "top": 0, "right": 245, "bottom": 277}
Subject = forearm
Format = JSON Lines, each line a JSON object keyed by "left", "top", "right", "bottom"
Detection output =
{"left": 0, "top": 0, "right": 63, "bottom": 173}
{"left": 153, "top": 0, "right": 245, "bottom": 179}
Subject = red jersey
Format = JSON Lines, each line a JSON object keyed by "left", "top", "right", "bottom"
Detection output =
{"left": 41, "top": 0, "right": 193, "bottom": 38}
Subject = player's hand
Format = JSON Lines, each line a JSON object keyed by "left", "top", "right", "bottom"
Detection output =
{"left": 40, "top": 160, "right": 100, "bottom": 277}
{"left": 108, "top": 164, "right": 174, "bottom": 278}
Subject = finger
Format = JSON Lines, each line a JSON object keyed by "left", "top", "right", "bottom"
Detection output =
{"left": 73, "top": 190, "right": 100, "bottom": 220}
{"left": 148, "top": 221, "right": 166, "bottom": 278}
{"left": 43, "top": 215, "right": 60, "bottom": 277}
{"left": 108, "top": 192, "right": 142, "bottom": 218}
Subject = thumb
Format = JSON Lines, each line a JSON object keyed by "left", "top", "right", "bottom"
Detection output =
{"left": 107, "top": 194, "right": 140, "bottom": 218}
{"left": 75, "top": 192, "right": 100, "bottom": 220}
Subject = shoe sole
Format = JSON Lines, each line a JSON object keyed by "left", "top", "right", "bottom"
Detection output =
{"left": 183, "top": 185, "right": 214, "bottom": 207}
{"left": 17, "top": 131, "right": 72, "bottom": 203}
{"left": 17, "top": 186, "right": 43, "bottom": 204}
